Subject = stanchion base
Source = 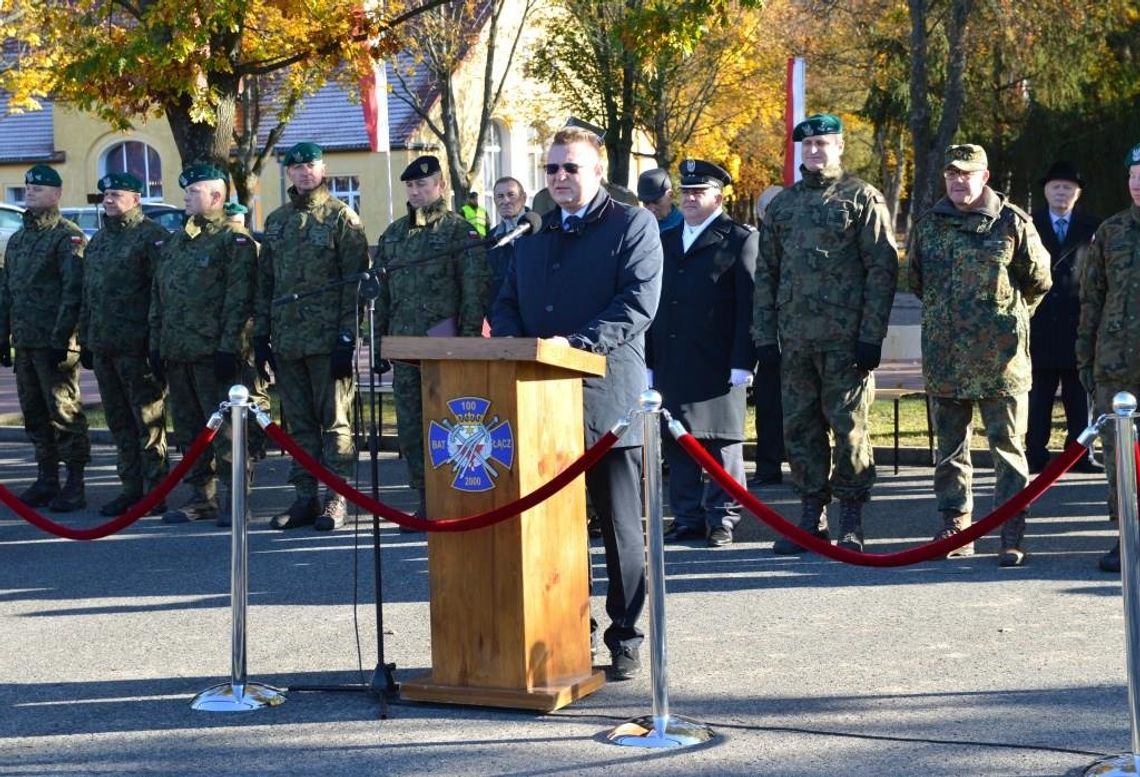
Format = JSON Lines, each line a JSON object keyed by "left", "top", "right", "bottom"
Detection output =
{"left": 1085, "top": 753, "right": 1140, "bottom": 775}
{"left": 607, "top": 714, "right": 717, "bottom": 749}
{"left": 191, "top": 682, "right": 286, "bottom": 712}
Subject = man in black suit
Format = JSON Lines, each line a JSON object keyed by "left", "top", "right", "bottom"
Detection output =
{"left": 491, "top": 124, "right": 662, "bottom": 682}
{"left": 1028, "top": 161, "right": 1102, "bottom": 473}
{"left": 649, "top": 159, "right": 757, "bottom": 548}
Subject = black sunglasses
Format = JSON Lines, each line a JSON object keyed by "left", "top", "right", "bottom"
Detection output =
{"left": 544, "top": 162, "right": 581, "bottom": 175}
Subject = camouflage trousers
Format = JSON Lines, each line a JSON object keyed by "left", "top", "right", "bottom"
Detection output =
{"left": 931, "top": 393, "right": 1028, "bottom": 516}
{"left": 392, "top": 362, "right": 425, "bottom": 490}
{"left": 781, "top": 348, "right": 875, "bottom": 502}
{"left": 14, "top": 348, "right": 90, "bottom": 466}
{"left": 93, "top": 351, "right": 168, "bottom": 494}
{"left": 1093, "top": 382, "right": 1140, "bottom": 519}
{"left": 276, "top": 354, "right": 357, "bottom": 499}
{"left": 166, "top": 359, "right": 237, "bottom": 489}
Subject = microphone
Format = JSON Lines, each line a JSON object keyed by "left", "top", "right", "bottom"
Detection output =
{"left": 489, "top": 211, "right": 543, "bottom": 249}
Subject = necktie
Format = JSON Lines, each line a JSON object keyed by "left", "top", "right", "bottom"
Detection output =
{"left": 562, "top": 215, "right": 583, "bottom": 235}
{"left": 1055, "top": 217, "right": 1068, "bottom": 243}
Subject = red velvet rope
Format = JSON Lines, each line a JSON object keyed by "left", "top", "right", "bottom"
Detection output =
{"left": 261, "top": 421, "right": 620, "bottom": 532}
{"left": 1, "top": 424, "right": 221, "bottom": 541}
{"left": 674, "top": 431, "right": 1088, "bottom": 567}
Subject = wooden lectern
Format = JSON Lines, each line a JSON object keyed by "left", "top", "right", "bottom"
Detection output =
{"left": 380, "top": 336, "right": 608, "bottom": 711}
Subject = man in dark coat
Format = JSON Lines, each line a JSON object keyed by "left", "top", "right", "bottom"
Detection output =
{"left": 1028, "top": 161, "right": 1102, "bottom": 473}
{"left": 649, "top": 159, "right": 757, "bottom": 548}
{"left": 492, "top": 125, "right": 662, "bottom": 683}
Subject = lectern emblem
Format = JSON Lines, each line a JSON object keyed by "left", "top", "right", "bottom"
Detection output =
{"left": 427, "top": 396, "right": 514, "bottom": 492}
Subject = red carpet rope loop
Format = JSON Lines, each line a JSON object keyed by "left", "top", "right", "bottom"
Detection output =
{"left": 674, "top": 431, "right": 1090, "bottom": 567}
{"left": 2, "top": 424, "right": 221, "bottom": 541}
{"left": 262, "top": 421, "right": 621, "bottom": 532}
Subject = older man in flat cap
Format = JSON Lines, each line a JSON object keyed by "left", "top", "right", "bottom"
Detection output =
{"left": 753, "top": 113, "right": 898, "bottom": 555}
{"left": 0, "top": 165, "right": 90, "bottom": 511}
{"left": 649, "top": 159, "right": 757, "bottom": 548}
{"left": 254, "top": 141, "right": 370, "bottom": 531}
{"left": 909, "top": 144, "right": 1051, "bottom": 565}
{"left": 1077, "top": 141, "right": 1140, "bottom": 573}
{"left": 374, "top": 154, "right": 488, "bottom": 520}
{"left": 151, "top": 163, "right": 257, "bottom": 527}
{"left": 78, "top": 172, "right": 170, "bottom": 517}
{"left": 637, "top": 168, "right": 682, "bottom": 233}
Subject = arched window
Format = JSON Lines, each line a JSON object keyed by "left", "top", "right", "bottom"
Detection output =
{"left": 480, "top": 122, "right": 504, "bottom": 219}
{"left": 101, "top": 141, "right": 163, "bottom": 201}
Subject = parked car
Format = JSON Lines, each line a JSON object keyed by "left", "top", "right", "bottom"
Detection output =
{"left": 141, "top": 202, "right": 186, "bottom": 232}
{"left": 61, "top": 202, "right": 187, "bottom": 236}
{"left": 0, "top": 202, "right": 26, "bottom": 262}
{"left": 60, "top": 206, "right": 101, "bottom": 237}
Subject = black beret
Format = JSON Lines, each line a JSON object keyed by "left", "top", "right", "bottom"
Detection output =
{"left": 400, "top": 155, "right": 441, "bottom": 182}
{"left": 678, "top": 159, "right": 731, "bottom": 189}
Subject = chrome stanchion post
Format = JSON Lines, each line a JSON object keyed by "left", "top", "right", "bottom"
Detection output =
{"left": 191, "top": 385, "right": 285, "bottom": 712}
{"left": 1085, "top": 391, "right": 1140, "bottom": 776}
{"left": 608, "top": 390, "right": 716, "bottom": 749}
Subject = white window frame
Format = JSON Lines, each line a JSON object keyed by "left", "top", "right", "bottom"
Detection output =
{"left": 327, "top": 175, "right": 361, "bottom": 212}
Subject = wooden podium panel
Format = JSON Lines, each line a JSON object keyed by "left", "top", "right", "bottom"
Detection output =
{"left": 383, "top": 338, "right": 606, "bottom": 711}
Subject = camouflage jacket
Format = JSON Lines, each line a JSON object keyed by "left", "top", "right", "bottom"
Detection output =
{"left": 1076, "top": 204, "right": 1140, "bottom": 384}
{"left": 79, "top": 206, "right": 168, "bottom": 355}
{"left": 254, "top": 185, "right": 370, "bottom": 358}
{"left": 752, "top": 165, "right": 898, "bottom": 352}
{"left": 0, "top": 207, "right": 86, "bottom": 349}
{"left": 375, "top": 197, "right": 489, "bottom": 337}
{"left": 908, "top": 187, "right": 1052, "bottom": 398}
{"left": 149, "top": 212, "right": 256, "bottom": 361}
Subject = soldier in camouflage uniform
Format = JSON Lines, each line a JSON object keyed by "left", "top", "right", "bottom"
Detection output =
{"left": 150, "top": 163, "right": 257, "bottom": 527}
{"left": 254, "top": 142, "right": 370, "bottom": 531}
{"left": 375, "top": 155, "right": 488, "bottom": 518}
{"left": 1076, "top": 141, "right": 1140, "bottom": 573}
{"left": 78, "top": 172, "right": 169, "bottom": 517}
{"left": 0, "top": 165, "right": 90, "bottom": 512}
{"left": 752, "top": 114, "right": 898, "bottom": 555}
{"left": 908, "top": 144, "right": 1051, "bottom": 566}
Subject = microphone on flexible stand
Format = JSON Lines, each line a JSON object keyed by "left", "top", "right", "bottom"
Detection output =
{"left": 489, "top": 211, "right": 543, "bottom": 249}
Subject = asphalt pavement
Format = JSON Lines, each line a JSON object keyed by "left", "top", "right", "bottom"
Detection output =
{"left": 0, "top": 424, "right": 1134, "bottom": 777}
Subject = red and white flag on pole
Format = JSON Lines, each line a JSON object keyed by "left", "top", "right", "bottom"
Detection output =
{"left": 783, "top": 56, "right": 806, "bottom": 185}
{"left": 360, "top": 61, "right": 390, "bottom": 154}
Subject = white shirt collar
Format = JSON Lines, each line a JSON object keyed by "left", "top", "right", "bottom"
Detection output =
{"left": 681, "top": 208, "right": 723, "bottom": 251}
{"left": 561, "top": 205, "right": 588, "bottom": 224}
{"left": 1049, "top": 210, "right": 1072, "bottom": 226}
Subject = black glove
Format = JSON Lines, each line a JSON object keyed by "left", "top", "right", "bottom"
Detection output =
{"left": 756, "top": 344, "right": 781, "bottom": 371}
{"left": 330, "top": 332, "right": 355, "bottom": 380}
{"left": 373, "top": 358, "right": 392, "bottom": 375}
{"left": 253, "top": 336, "right": 276, "bottom": 383}
{"left": 213, "top": 350, "right": 239, "bottom": 386}
{"left": 854, "top": 340, "right": 882, "bottom": 372}
{"left": 48, "top": 347, "right": 69, "bottom": 367}
{"left": 148, "top": 350, "right": 165, "bottom": 383}
{"left": 79, "top": 347, "right": 94, "bottom": 370}
{"left": 0, "top": 345, "right": 11, "bottom": 368}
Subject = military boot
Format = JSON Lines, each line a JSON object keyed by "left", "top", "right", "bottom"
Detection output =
{"left": 314, "top": 491, "right": 348, "bottom": 531}
{"left": 998, "top": 512, "right": 1027, "bottom": 567}
{"left": 934, "top": 510, "right": 974, "bottom": 557}
{"left": 19, "top": 462, "right": 60, "bottom": 507}
{"left": 142, "top": 478, "right": 168, "bottom": 516}
{"left": 1100, "top": 540, "right": 1121, "bottom": 573}
{"left": 48, "top": 464, "right": 86, "bottom": 513}
{"left": 99, "top": 492, "right": 141, "bottom": 517}
{"left": 162, "top": 483, "right": 219, "bottom": 524}
{"left": 400, "top": 487, "right": 426, "bottom": 534}
{"left": 836, "top": 499, "right": 865, "bottom": 552}
{"left": 270, "top": 494, "right": 320, "bottom": 530}
{"left": 772, "top": 496, "right": 828, "bottom": 555}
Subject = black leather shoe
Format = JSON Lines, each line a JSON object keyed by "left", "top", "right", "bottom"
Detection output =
{"left": 707, "top": 527, "right": 733, "bottom": 547}
{"left": 748, "top": 473, "right": 783, "bottom": 487}
{"left": 608, "top": 646, "right": 641, "bottom": 681}
{"left": 1027, "top": 458, "right": 1047, "bottom": 475}
{"left": 1100, "top": 540, "right": 1121, "bottom": 573}
{"left": 664, "top": 524, "right": 704, "bottom": 543}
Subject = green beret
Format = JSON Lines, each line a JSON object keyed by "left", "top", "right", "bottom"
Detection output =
{"left": 284, "top": 142, "right": 323, "bottom": 166}
{"left": 400, "top": 155, "right": 442, "bottom": 182}
{"left": 224, "top": 202, "right": 249, "bottom": 216}
{"left": 97, "top": 172, "right": 143, "bottom": 193}
{"left": 944, "top": 144, "right": 988, "bottom": 172}
{"left": 178, "top": 163, "right": 226, "bottom": 189}
{"left": 792, "top": 114, "right": 843, "bottom": 142}
{"left": 1127, "top": 142, "right": 1140, "bottom": 168}
{"left": 25, "top": 164, "right": 62, "bottom": 187}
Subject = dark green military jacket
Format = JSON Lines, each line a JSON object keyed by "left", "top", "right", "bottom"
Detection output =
{"left": 254, "top": 185, "right": 370, "bottom": 358}
{"left": 0, "top": 207, "right": 86, "bottom": 349}
{"left": 375, "top": 197, "right": 488, "bottom": 337}
{"left": 908, "top": 187, "right": 1052, "bottom": 398}
{"left": 80, "top": 206, "right": 168, "bottom": 355}
{"left": 149, "top": 212, "right": 256, "bottom": 362}
{"left": 752, "top": 165, "right": 898, "bottom": 352}
{"left": 1076, "top": 204, "right": 1140, "bottom": 385}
